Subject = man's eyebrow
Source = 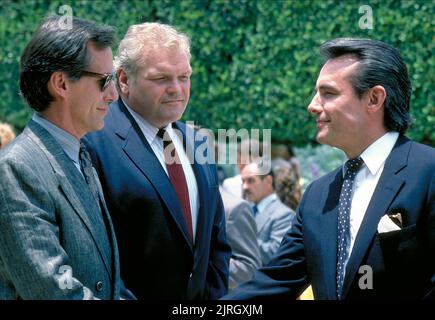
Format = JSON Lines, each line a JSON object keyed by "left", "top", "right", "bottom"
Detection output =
{"left": 317, "top": 84, "right": 338, "bottom": 91}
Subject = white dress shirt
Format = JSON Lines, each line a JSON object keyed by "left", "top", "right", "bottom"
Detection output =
{"left": 123, "top": 99, "right": 199, "bottom": 242}
{"left": 345, "top": 131, "right": 399, "bottom": 269}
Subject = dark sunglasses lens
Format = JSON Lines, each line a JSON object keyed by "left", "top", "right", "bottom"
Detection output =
{"left": 101, "top": 73, "right": 115, "bottom": 91}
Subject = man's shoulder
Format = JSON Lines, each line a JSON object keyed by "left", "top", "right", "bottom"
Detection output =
{"left": 220, "top": 186, "right": 251, "bottom": 215}
{"left": 407, "top": 139, "right": 435, "bottom": 164}
{"left": 0, "top": 128, "right": 37, "bottom": 162}
{"left": 0, "top": 129, "right": 52, "bottom": 185}
{"left": 271, "top": 197, "right": 296, "bottom": 216}
{"left": 385, "top": 136, "right": 435, "bottom": 175}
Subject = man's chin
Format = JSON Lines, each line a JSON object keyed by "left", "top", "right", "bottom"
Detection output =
{"left": 89, "top": 122, "right": 105, "bottom": 133}
{"left": 316, "top": 132, "right": 329, "bottom": 145}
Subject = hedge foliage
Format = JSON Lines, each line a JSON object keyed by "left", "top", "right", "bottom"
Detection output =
{"left": 0, "top": 0, "right": 433, "bottom": 146}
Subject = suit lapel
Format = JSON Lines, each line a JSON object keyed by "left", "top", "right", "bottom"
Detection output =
{"left": 256, "top": 200, "right": 275, "bottom": 233}
{"left": 27, "top": 121, "right": 114, "bottom": 279}
{"left": 342, "top": 136, "right": 409, "bottom": 297}
{"left": 115, "top": 102, "right": 194, "bottom": 252}
{"left": 319, "top": 169, "right": 343, "bottom": 299}
{"left": 176, "top": 123, "right": 211, "bottom": 266}
{"left": 99, "top": 195, "right": 120, "bottom": 297}
{"left": 57, "top": 173, "right": 114, "bottom": 279}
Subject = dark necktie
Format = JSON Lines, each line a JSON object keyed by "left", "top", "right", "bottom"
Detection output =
{"left": 336, "top": 157, "right": 364, "bottom": 300}
{"left": 79, "top": 142, "right": 101, "bottom": 211}
{"left": 157, "top": 128, "right": 193, "bottom": 242}
{"left": 252, "top": 204, "right": 259, "bottom": 216}
{"left": 79, "top": 142, "right": 113, "bottom": 267}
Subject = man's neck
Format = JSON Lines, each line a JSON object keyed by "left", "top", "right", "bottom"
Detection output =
{"left": 39, "top": 108, "right": 82, "bottom": 140}
{"left": 343, "top": 128, "right": 388, "bottom": 159}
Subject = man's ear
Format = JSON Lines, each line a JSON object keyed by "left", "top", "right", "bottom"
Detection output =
{"left": 265, "top": 174, "right": 274, "bottom": 188}
{"left": 366, "top": 85, "right": 386, "bottom": 114}
{"left": 47, "top": 71, "right": 68, "bottom": 99}
{"left": 117, "top": 69, "right": 130, "bottom": 96}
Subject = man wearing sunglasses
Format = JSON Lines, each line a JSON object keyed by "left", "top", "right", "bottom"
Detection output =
{"left": 0, "top": 16, "right": 134, "bottom": 299}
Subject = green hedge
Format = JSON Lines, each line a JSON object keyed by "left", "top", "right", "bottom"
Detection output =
{"left": 0, "top": 0, "right": 433, "bottom": 146}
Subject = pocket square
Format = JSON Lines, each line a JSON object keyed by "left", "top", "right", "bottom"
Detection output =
{"left": 388, "top": 212, "right": 403, "bottom": 228}
{"left": 377, "top": 214, "right": 401, "bottom": 233}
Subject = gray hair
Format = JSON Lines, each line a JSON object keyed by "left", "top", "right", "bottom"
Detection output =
{"left": 115, "top": 22, "right": 191, "bottom": 78}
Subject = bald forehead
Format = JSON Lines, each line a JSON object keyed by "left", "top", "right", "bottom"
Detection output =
{"left": 242, "top": 163, "right": 261, "bottom": 176}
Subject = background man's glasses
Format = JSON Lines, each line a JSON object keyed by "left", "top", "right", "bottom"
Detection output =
{"left": 81, "top": 70, "right": 116, "bottom": 91}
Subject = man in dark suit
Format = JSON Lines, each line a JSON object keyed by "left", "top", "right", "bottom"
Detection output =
{"left": 224, "top": 38, "right": 434, "bottom": 300}
{"left": 0, "top": 16, "right": 133, "bottom": 299}
{"left": 84, "top": 22, "right": 231, "bottom": 300}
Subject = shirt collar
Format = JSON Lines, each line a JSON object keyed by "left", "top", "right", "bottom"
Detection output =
{"left": 257, "top": 193, "right": 278, "bottom": 213}
{"left": 32, "top": 113, "right": 81, "bottom": 166}
{"left": 122, "top": 97, "right": 172, "bottom": 145}
{"left": 343, "top": 131, "right": 399, "bottom": 176}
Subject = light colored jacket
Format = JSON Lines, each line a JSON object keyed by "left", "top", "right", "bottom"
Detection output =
{"left": 256, "top": 196, "right": 295, "bottom": 265}
{"left": 220, "top": 187, "right": 261, "bottom": 290}
{"left": 0, "top": 121, "right": 125, "bottom": 299}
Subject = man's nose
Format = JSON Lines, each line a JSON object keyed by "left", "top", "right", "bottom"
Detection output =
{"left": 307, "top": 93, "right": 322, "bottom": 115}
{"left": 104, "top": 80, "right": 119, "bottom": 103}
{"left": 167, "top": 79, "right": 182, "bottom": 94}
{"left": 242, "top": 182, "right": 249, "bottom": 191}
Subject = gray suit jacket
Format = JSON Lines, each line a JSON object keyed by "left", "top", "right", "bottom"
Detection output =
{"left": 220, "top": 187, "right": 261, "bottom": 290}
{"left": 256, "top": 195, "right": 295, "bottom": 265}
{"left": 0, "top": 120, "right": 124, "bottom": 299}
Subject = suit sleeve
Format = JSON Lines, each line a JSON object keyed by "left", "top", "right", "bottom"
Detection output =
{"left": 424, "top": 170, "right": 435, "bottom": 299}
{"left": 0, "top": 160, "right": 96, "bottom": 300}
{"left": 258, "top": 208, "right": 295, "bottom": 265}
{"left": 227, "top": 201, "right": 261, "bottom": 289}
{"left": 222, "top": 185, "right": 313, "bottom": 300}
{"left": 204, "top": 167, "right": 232, "bottom": 299}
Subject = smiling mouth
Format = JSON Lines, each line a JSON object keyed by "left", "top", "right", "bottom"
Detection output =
{"left": 317, "top": 119, "right": 330, "bottom": 124}
{"left": 162, "top": 100, "right": 184, "bottom": 104}
{"left": 316, "top": 120, "right": 330, "bottom": 130}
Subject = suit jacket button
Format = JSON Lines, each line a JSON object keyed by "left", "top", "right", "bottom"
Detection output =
{"left": 95, "top": 281, "right": 104, "bottom": 292}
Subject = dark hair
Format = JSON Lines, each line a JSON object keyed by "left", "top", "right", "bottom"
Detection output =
{"left": 19, "top": 15, "right": 116, "bottom": 112}
{"left": 320, "top": 38, "right": 412, "bottom": 134}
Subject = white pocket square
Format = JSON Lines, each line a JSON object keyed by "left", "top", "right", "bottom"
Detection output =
{"left": 377, "top": 214, "right": 401, "bottom": 233}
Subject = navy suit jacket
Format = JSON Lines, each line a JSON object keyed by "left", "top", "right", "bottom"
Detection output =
{"left": 225, "top": 136, "right": 434, "bottom": 299}
{"left": 84, "top": 99, "right": 231, "bottom": 300}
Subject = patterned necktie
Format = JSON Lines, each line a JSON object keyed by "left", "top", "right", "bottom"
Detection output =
{"left": 79, "top": 142, "right": 101, "bottom": 211}
{"left": 336, "top": 157, "right": 364, "bottom": 300}
{"left": 157, "top": 128, "right": 193, "bottom": 242}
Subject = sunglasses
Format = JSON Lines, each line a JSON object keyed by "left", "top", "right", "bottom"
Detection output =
{"left": 81, "top": 70, "right": 116, "bottom": 91}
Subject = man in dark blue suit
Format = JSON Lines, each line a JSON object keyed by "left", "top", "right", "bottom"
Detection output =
{"left": 84, "top": 22, "right": 231, "bottom": 299}
{"left": 224, "top": 38, "right": 434, "bottom": 300}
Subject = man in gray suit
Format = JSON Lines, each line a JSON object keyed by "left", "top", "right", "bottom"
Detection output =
{"left": 241, "top": 161, "right": 296, "bottom": 265}
{"left": 0, "top": 16, "right": 132, "bottom": 299}
{"left": 220, "top": 187, "right": 261, "bottom": 290}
